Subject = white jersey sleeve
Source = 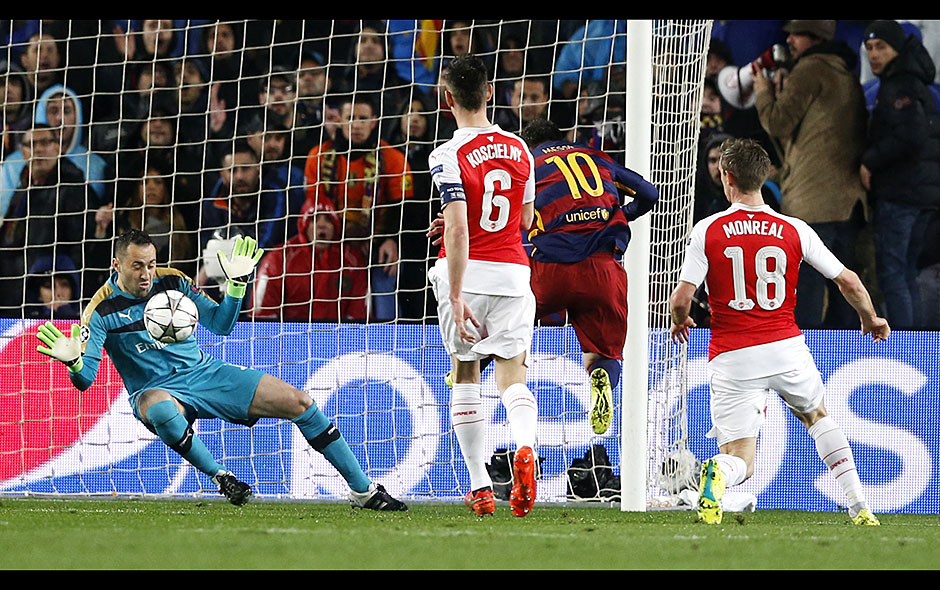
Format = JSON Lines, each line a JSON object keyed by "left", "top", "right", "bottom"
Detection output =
{"left": 428, "top": 141, "right": 467, "bottom": 208}
{"left": 791, "top": 217, "right": 845, "bottom": 279}
{"left": 677, "top": 218, "right": 710, "bottom": 287}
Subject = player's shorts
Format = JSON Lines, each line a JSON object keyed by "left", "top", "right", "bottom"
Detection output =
{"left": 430, "top": 275, "right": 536, "bottom": 362}
{"left": 706, "top": 348, "right": 825, "bottom": 447}
{"left": 129, "top": 356, "right": 266, "bottom": 429}
{"left": 530, "top": 252, "right": 628, "bottom": 359}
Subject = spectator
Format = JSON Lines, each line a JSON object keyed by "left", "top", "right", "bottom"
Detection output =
{"left": 101, "top": 161, "right": 197, "bottom": 277}
{"left": 303, "top": 96, "right": 414, "bottom": 320}
{"left": 0, "top": 59, "right": 33, "bottom": 160}
{"left": 334, "top": 20, "right": 410, "bottom": 119}
{"left": 251, "top": 196, "right": 368, "bottom": 322}
{"left": 248, "top": 66, "right": 321, "bottom": 170}
{"left": 572, "top": 78, "right": 627, "bottom": 161}
{"left": 0, "top": 84, "right": 112, "bottom": 219}
{"left": 297, "top": 48, "right": 334, "bottom": 144}
{"left": 494, "top": 76, "right": 550, "bottom": 134}
{"left": 706, "top": 37, "right": 735, "bottom": 79}
{"left": 20, "top": 32, "right": 62, "bottom": 101}
{"left": 860, "top": 20, "right": 940, "bottom": 330}
{"left": 0, "top": 124, "right": 95, "bottom": 314}
{"left": 753, "top": 20, "right": 869, "bottom": 329}
{"left": 198, "top": 141, "right": 302, "bottom": 296}
{"left": 23, "top": 254, "right": 82, "bottom": 319}
{"left": 385, "top": 93, "right": 440, "bottom": 319}
{"left": 242, "top": 115, "right": 306, "bottom": 239}
{"left": 494, "top": 34, "right": 526, "bottom": 107}
{"left": 700, "top": 77, "right": 727, "bottom": 140}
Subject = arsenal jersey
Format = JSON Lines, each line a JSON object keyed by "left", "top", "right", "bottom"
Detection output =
{"left": 678, "top": 203, "right": 845, "bottom": 377}
{"left": 429, "top": 124, "right": 535, "bottom": 296}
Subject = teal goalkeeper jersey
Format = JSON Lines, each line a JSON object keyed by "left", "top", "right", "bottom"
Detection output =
{"left": 70, "top": 268, "right": 243, "bottom": 394}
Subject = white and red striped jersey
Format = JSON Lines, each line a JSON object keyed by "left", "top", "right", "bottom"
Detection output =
{"left": 678, "top": 203, "right": 845, "bottom": 379}
{"left": 429, "top": 124, "right": 536, "bottom": 296}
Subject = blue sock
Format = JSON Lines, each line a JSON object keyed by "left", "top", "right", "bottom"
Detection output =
{"left": 146, "top": 400, "right": 224, "bottom": 476}
{"left": 292, "top": 403, "right": 372, "bottom": 493}
{"left": 591, "top": 357, "right": 622, "bottom": 390}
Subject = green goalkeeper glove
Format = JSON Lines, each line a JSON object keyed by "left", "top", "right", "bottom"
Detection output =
{"left": 36, "top": 322, "right": 84, "bottom": 373}
{"left": 217, "top": 235, "right": 264, "bottom": 298}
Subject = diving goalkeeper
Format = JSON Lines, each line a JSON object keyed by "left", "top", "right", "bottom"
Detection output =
{"left": 36, "top": 229, "right": 407, "bottom": 510}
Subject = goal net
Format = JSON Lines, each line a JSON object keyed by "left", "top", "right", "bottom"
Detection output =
{"left": 0, "top": 19, "right": 710, "bottom": 506}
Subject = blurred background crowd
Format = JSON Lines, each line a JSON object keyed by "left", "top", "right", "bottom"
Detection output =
{"left": 1, "top": 19, "right": 937, "bottom": 330}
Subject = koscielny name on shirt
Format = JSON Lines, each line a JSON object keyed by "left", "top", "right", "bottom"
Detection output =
{"left": 722, "top": 218, "right": 784, "bottom": 240}
{"left": 465, "top": 141, "right": 524, "bottom": 168}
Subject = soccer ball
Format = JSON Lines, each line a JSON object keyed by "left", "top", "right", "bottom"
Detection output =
{"left": 656, "top": 449, "right": 701, "bottom": 496}
{"left": 144, "top": 290, "right": 199, "bottom": 344}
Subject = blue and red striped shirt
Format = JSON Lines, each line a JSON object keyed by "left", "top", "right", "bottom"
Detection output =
{"left": 527, "top": 141, "right": 658, "bottom": 263}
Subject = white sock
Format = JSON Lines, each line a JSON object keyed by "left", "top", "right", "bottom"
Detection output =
{"left": 809, "top": 416, "right": 868, "bottom": 513}
{"left": 712, "top": 453, "right": 748, "bottom": 487}
{"left": 451, "top": 383, "right": 492, "bottom": 491}
{"left": 501, "top": 382, "right": 538, "bottom": 450}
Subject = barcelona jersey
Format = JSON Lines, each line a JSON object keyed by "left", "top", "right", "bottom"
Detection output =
{"left": 70, "top": 268, "right": 243, "bottom": 396}
{"left": 528, "top": 140, "right": 659, "bottom": 263}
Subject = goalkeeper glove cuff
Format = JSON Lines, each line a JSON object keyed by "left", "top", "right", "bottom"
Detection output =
{"left": 65, "top": 356, "right": 84, "bottom": 373}
{"left": 226, "top": 280, "right": 247, "bottom": 299}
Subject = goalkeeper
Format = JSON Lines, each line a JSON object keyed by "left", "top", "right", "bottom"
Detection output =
{"left": 36, "top": 229, "right": 407, "bottom": 511}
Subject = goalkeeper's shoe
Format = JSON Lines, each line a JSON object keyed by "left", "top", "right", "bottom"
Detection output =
{"left": 697, "top": 458, "right": 726, "bottom": 525}
{"left": 212, "top": 471, "right": 253, "bottom": 506}
{"left": 465, "top": 487, "right": 496, "bottom": 516}
{"left": 349, "top": 483, "right": 409, "bottom": 512}
{"left": 852, "top": 509, "right": 881, "bottom": 526}
{"left": 509, "top": 446, "right": 537, "bottom": 518}
{"left": 589, "top": 367, "right": 614, "bottom": 435}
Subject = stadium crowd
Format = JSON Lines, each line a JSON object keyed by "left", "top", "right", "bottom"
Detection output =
{"left": 0, "top": 19, "right": 937, "bottom": 330}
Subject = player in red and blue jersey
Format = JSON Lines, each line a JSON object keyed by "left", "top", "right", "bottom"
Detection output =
{"left": 521, "top": 118, "right": 659, "bottom": 435}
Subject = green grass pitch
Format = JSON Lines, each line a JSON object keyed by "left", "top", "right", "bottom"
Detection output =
{"left": 1, "top": 498, "right": 937, "bottom": 570}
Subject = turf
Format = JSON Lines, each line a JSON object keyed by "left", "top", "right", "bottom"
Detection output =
{"left": 0, "top": 498, "right": 937, "bottom": 570}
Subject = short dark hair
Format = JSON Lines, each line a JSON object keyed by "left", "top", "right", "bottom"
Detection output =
{"left": 718, "top": 138, "right": 771, "bottom": 193}
{"left": 521, "top": 118, "right": 565, "bottom": 148}
{"left": 114, "top": 229, "right": 155, "bottom": 259}
{"left": 442, "top": 54, "right": 489, "bottom": 111}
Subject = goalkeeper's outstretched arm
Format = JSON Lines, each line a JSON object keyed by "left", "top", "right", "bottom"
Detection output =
{"left": 188, "top": 235, "right": 265, "bottom": 336}
{"left": 36, "top": 316, "right": 105, "bottom": 392}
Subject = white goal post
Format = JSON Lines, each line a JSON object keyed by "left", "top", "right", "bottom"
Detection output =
{"left": 0, "top": 19, "right": 711, "bottom": 507}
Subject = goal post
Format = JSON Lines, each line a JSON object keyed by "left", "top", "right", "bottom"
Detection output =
{"left": 0, "top": 19, "right": 712, "bottom": 506}
{"left": 621, "top": 19, "right": 653, "bottom": 512}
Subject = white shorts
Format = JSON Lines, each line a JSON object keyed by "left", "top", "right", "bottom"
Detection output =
{"left": 430, "top": 274, "right": 535, "bottom": 362}
{"left": 706, "top": 349, "right": 825, "bottom": 447}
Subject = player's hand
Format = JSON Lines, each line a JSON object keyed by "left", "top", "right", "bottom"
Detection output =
{"left": 451, "top": 295, "right": 481, "bottom": 344}
{"left": 670, "top": 317, "right": 696, "bottom": 344}
{"left": 862, "top": 316, "right": 890, "bottom": 343}
{"left": 36, "top": 322, "right": 84, "bottom": 372}
{"left": 218, "top": 235, "right": 264, "bottom": 298}
{"left": 427, "top": 213, "right": 445, "bottom": 246}
{"left": 377, "top": 238, "right": 399, "bottom": 277}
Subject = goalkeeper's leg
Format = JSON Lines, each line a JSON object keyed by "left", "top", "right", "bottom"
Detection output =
{"left": 140, "top": 394, "right": 226, "bottom": 476}
{"left": 249, "top": 375, "right": 372, "bottom": 493}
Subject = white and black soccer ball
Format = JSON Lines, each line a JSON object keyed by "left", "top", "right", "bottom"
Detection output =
{"left": 656, "top": 449, "right": 702, "bottom": 496}
{"left": 144, "top": 289, "right": 199, "bottom": 344}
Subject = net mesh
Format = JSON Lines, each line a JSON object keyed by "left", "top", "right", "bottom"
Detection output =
{"left": 0, "top": 19, "right": 710, "bottom": 504}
